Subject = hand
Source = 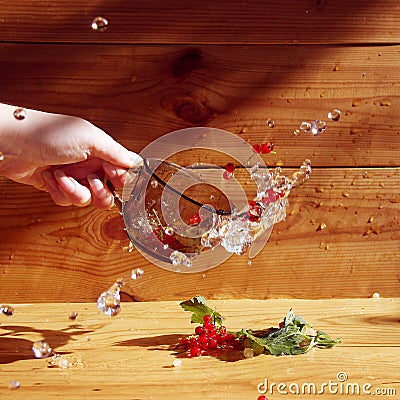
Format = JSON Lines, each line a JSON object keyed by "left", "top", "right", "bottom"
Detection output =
{"left": 0, "top": 103, "right": 142, "bottom": 209}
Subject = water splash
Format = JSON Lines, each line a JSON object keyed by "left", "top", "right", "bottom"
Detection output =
{"left": 97, "top": 278, "right": 124, "bottom": 316}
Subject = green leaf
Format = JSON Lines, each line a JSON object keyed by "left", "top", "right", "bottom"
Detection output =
{"left": 179, "top": 295, "right": 223, "bottom": 326}
{"left": 239, "top": 310, "right": 341, "bottom": 356}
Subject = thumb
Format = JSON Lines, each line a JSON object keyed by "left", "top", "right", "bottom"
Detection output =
{"left": 89, "top": 130, "right": 142, "bottom": 168}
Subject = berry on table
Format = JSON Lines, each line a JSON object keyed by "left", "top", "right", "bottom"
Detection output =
{"left": 224, "top": 162, "right": 235, "bottom": 174}
{"left": 252, "top": 144, "right": 262, "bottom": 153}
{"left": 261, "top": 142, "right": 274, "bottom": 154}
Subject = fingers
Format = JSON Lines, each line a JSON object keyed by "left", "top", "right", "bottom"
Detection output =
{"left": 42, "top": 169, "right": 116, "bottom": 210}
{"left": 89, "top": 129, "right": 143, "bottom": 169}
{"left": 42, "top": 170, "right": 73, "bottom": 206}
{"left": 43, "top": 170, "right": 91, "bottom": 207}
{"left": 87, "top": 174, "right": 114, "bottom": 210}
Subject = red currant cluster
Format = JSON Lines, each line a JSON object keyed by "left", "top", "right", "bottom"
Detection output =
{"left": 252, "top": 142, "right": 274, "bottom": 154}
{"left": 178, "top": 315, "right": 240, "bottom": 357}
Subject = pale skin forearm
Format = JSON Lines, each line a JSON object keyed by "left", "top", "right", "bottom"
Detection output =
{"left": 0, "top": 103, "right": 142, "bottom": 209}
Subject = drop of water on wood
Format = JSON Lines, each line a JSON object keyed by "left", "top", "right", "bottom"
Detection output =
{"left": 1, "top": 305, "right": 14, "bottom": 316}
{"left": 311, "top": 120, "right": 327, "bottom": 136}
{"left": 266, "top": 119, "right": 275, "bottom": 128}
{"left": 131, "top": 268, "right": 144, "bottom": 280}
{"left": 328, "top": 109, "right": 342, "bottom": 121}
{"left": 68, "top": 311, "right": 78, "bottom": 320}
{"left": 13, "top": 108, "right": 26, "bottom": 120}
{"left": 8, "top": 380, "right": 20, "bottom": 390}
{"left": 91, "top": 16, "right": 109, "bottom": 32}
{"left": 32, "top": 340, "right": 52, "bottom": 358}
{"left": 299, "top": 122, "right": 311, "bottom": 133}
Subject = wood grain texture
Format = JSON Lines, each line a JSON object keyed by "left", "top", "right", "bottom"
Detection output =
{"left": 0, "top": 300, "right": 399, "bottom": 399}
{"left": 0, "top": 0, "right": 400, "bottom": 44}
{"left": 0, "top": 43, "right": 400, "bottom": 167}
{"left": 1, "top": 167, "right": 399, "bottom": 302}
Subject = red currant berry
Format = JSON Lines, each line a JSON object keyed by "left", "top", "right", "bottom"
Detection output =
{"left": 207, "top": 326, "right": 216, "bottom": 337}
{"left": 261, "top": 142, "right": 274, "bottom": 154}
{"left": 252, "top": 144, "right": 262, "bottom": 153}
{"left": 203, "top": 315, "right": 213, "bottom": 326}
{"left": 218, "top": 326, "right": 227, "bottom": 335}
{"left": 198, "top": 335, "right": 209, "bottom": 350}
{"left": 217, "top": 334, "right": 227, "bottom": 346}
{"left": 224, "top": 162, "right": 235, "bottom": 174}
{"left": 188, "top": 212, "right": 202, "bottom": 226}
{"left": 257, "top": 396, "right": 267, "bottom": 400}
{"left": 279, "top": 191, "right": 285, "bottom": 198}
{"left": 189, "top": 345, "right": 201, "bottom": 357}
{"left": 209, "top": 337, "right": 218, "bottom": 349}
{"left": 195, "top": 326, "right": 206, "bottom": 336}
{"left": 224, "top": 333, "right": 236, "bottom": 343}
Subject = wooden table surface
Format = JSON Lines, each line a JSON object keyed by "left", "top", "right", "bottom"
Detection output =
{"left": 0, "top": 298, "right": 399, "bottom": 399}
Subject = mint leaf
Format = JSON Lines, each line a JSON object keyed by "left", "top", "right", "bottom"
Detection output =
{"left": 179, "top": 295, "right": 223, "bottom": 326}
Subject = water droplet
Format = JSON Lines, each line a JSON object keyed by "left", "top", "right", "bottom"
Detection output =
{"left": 91, "top": 16, "right": 108, "bottom": 32}
{"left": 372, "top": 292, "right": 380, "bottom": 299}
{"left": 170, "top": 250, "right": 192, "bottom": 267}
{"left": 328, "top": 109, "right": 341, "bottom": 121}
{"left": 293, "top": 129, "right": 301, "bottom": 136}
{"left": 131, "top": 267, "right": 144, "bottom": 280}
{"left": 8, "top": 380, "right": 20, "bottom": 390}
{"left": 1, "top": 305, "right": 14, "bottom": 316}
{"left": 68, "top": 311, "right": 78, "bottom": 320}
{"left": 311, "top": 120, "right": 326, "bottom": 136}
{"left": 0, "top": 152, "right": 4, "bottom": 161}
{"left": 96, "top": 278, "right": 124, "bottom": 316}
{"left": 299, "top": 122, "right": 311, "bottom": 133}
{"left": 173, "top": 359, "right": 182, "bottom": 367}
{"left": 266, "top": 119, "right": 275, "bottom": 128}
{"left": 150, "top": 179, "right": 158, "bottom": 189}
{"left": 247, "top": 260, "right": 252, "bottom": 266}
{"left": 164, "top": 226, "right": 174, "bottom": 236}
{"left": 32, "top": 340, "right": 52, "bottom": 358}
{"left": 13, "top": 108, "right": 26, "bottom": 120}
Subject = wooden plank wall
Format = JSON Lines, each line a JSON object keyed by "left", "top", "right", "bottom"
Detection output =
{"left": 0, "top": 0, "right": 399, "bottom": 302}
